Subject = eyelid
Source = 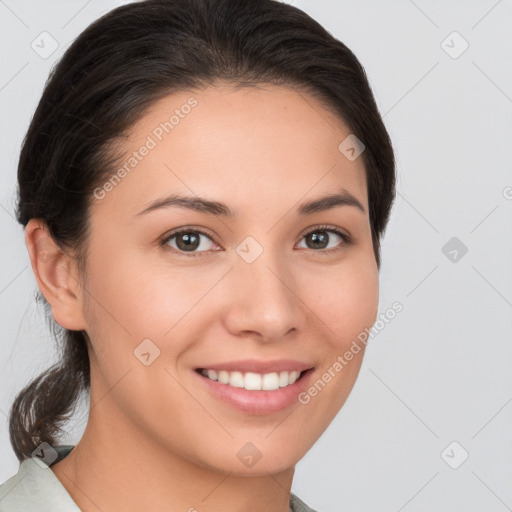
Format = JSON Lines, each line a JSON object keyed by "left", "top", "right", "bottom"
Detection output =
{"left": 297, "top": 223, "right": 351, "bottom": 243}
{"left": 161, "top": 225, "right": 217, "bottom": 242}
{"left": 160, "top": 224, "right": 352, "bottom": 256}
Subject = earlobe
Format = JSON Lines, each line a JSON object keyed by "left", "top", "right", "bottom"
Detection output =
{"left": 25, "top": 219, "right": 87, "bottom": 331}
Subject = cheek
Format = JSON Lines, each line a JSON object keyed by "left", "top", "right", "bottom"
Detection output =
{"left": 81, "top": 249, "right": 219, "bottom": 360}
{"left": 301, "top": 253, "right": 379, "bottom": 347}
{"left": 293, "top": 254, "right": 378, "bottom": 427}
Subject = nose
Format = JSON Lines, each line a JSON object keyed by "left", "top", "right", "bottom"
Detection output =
{"left": 222, "top": 251, "right": 305, "bottom": 343}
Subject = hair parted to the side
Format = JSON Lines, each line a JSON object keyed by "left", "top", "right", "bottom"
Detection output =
{"left": 10, "top": 0, "right": 395, "bottom": 462}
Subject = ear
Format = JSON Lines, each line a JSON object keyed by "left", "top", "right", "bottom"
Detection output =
{"left": 25, "top": 218, "right": 87, "bottom": 331}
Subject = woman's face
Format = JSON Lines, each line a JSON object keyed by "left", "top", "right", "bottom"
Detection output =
{"left": 77, "top": 83, "right": 378, "bottom": 474}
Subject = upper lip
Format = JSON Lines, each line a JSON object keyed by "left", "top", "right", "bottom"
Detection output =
{"left": 195, "top": 359, "right": 314, "bottom": 374}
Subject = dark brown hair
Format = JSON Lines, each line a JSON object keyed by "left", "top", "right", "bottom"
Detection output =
{"left": 10, "top": 0, "right": 395, "bottom": 462}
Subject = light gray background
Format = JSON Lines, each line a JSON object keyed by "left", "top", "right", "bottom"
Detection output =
{"left": 1, "top": 1, "right": 511, "bottom": 511}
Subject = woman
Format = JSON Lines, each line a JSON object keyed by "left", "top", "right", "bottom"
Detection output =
{"left": 0, "top": 0, "right": 395, "bottom": 510}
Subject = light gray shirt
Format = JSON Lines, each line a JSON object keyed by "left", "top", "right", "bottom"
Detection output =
{"left": 0, "top": 446, "right": 317, "bottom": 512}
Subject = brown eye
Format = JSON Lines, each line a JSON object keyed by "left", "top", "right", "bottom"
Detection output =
{"left": 161, "top": 228, "right": 218, "bottom": 255}
{"left": 297, "top": 226, "right": 351, "bottom": 252}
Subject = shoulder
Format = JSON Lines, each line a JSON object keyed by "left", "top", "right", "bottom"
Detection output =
{"left": 290, "top": 492, "right": 321, "bottom": 512}
{"left": 0, "top": 446, "right": 79, "bottom": 512}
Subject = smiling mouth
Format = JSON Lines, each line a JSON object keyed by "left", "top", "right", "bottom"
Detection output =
{"left": 195, "top": 368, "right": 308, "bottom": 391}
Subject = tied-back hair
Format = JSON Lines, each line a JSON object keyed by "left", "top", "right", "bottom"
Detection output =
{"left": 10, "top": 0, "right": 395, "bottom": 462}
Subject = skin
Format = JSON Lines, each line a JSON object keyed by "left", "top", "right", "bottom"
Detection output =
{"left": 25, "top": 83, "right": 379, "bottom": 512}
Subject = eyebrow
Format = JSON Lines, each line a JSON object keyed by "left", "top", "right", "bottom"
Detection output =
{"left": 135, "top": 188, "right": 366, "bottom": 218}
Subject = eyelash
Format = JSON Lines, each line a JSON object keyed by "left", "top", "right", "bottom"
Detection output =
{"left": 159, "top": 224, "right": 352, "bottom": 258}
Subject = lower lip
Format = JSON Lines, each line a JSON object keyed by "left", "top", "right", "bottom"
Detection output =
{"left": 194, "top": 369, "right": 314, "bottom": 415}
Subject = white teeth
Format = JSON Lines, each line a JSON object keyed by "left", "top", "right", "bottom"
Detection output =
{"left": 245, "top": 372, "right": 262, "bottom": 390}
{"left": 199, "top": 368, "right": 303, "bottom": 390}
{"left": 262, "top": 372, "right": 279, "bottom": 391}
{"left": 218, "top": 370, "right": 229, "bottom": 384}
{"left": 289, "top": 370, "right": 300, "bottom": 383}
{"left": 229, "top": 371, "right": 245, "bottom": 388}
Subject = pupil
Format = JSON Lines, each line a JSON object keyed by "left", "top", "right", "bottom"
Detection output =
{"left": 177, "top": 232, "right": 199, "bottom": 251}
{"left": 308, "top": 231, "right": 328, "bottom": 249}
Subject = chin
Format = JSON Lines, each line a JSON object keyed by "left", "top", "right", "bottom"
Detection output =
{"left": 195, "top": 436, "right": 310, "bottom": 476}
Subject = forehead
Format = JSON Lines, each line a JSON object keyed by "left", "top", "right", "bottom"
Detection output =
{"left": 93, "top": 83, "right": 368, "bottom": 220}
